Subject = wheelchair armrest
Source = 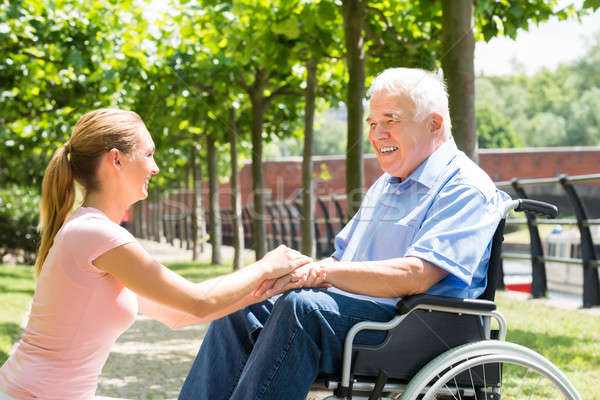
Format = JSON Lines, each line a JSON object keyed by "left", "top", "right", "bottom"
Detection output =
{"left": 395, "top": 294, "right": 497, "bottom": 315}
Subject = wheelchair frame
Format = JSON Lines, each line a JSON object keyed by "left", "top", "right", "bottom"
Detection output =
{"left": 313, "top": 199, "right": 582, "bottom": 400}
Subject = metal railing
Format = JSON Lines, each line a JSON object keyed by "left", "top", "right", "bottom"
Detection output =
{"left": 496, "top": 173, "right": 600, "bottom": 308}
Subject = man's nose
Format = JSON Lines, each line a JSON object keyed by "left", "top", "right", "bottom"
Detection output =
{"left": 372, "top": 124, "right": 390, "bottom": 139}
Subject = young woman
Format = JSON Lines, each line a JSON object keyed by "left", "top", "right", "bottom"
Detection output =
{"left": 0, "top": 109, "right": 323, "bottom": 399}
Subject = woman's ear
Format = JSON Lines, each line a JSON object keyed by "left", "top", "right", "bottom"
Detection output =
{"left": 108, "top": 148, "right": 121, "bottom": 169}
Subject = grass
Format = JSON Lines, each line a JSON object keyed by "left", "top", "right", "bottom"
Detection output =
{"left": 0, "top": 261, "right": 229, "bottom": 365}
{"left": 495, "top": 291, "right": 600, "bottom": 398}
{"left": 0, "top": 264, "right": 36, "bottom": 364}
{"left": 1, "top": 263, "right": 598, "bottom": 397}
{"left": 503, "top": 223, "right": 557, "bottom": 243}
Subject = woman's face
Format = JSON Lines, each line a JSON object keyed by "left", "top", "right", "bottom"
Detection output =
{"left": 120, "top": 127, "right": 159, "bottom": 204}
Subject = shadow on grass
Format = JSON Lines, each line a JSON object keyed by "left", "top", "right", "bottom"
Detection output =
{"left": 507, "top": 327, "right": 600, "bottom": 367}
{"left": 0, "top": 269, "right": 34, "bottom": 281}
{"left": 0, "top": 284, "right": 34, "bottom": 296}
{"left": 0, "top": 322, "right": 22, "bottom": 364}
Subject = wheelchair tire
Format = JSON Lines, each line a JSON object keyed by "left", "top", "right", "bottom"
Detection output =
{"left": 400, "top": 340, "right": 581, "bottom": 400}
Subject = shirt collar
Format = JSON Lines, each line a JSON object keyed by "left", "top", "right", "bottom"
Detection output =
{"left": 387, "top": 139, "right": 458, "bottom": 189}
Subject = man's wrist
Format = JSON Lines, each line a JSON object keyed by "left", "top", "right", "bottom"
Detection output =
{"left": 320, "top": 259, "right": 338, "bottom": 283}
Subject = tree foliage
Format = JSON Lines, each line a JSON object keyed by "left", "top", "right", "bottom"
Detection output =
{"left": 475, "top": 31, "right": 600, "bottom": 148}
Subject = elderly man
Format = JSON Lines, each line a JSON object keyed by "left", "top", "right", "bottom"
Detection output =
{"left": 178, "top": 68, "right": 509, "bottom": 400}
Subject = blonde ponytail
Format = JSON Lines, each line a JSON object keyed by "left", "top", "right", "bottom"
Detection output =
{"left": 34, "top": 108, "right": 144, "bottom": 277}
{"left": 35, "top": 143, "right": 75, "bottom": 277}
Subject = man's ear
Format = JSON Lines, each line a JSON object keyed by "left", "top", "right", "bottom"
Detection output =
{"left": 430, "top": 113, "right": 443, "bottom": 134}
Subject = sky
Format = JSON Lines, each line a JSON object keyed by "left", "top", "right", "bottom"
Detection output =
{"left": 475, "top": 4, "right": 600, "bottom": 76}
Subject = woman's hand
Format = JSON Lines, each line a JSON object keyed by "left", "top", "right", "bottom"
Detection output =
{"left": 252, "top": 262, "right": 330, "bottom": 299}
{"left": 258, "top": 245, "right": 313, "bottom": 279}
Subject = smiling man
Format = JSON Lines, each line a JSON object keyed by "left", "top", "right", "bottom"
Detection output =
{"left": 178, "top": 68, "right": 510, "bottom": 400}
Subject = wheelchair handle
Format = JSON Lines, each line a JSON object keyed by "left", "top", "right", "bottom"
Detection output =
{"left": 513, "top": 199, "right": 558, "bottom": 218}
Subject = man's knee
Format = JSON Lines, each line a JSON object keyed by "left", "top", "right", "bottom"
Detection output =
{"left": 274, "top": 289, "right": 338, "bottom": 319}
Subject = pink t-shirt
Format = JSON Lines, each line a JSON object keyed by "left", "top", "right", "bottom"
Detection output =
{"left": 0, "top": 207, "right": 137, "bottom": 399}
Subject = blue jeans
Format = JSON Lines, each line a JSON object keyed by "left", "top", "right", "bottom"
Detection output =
{"left": 178, "top": 289, "right": 396, "bottom": 400}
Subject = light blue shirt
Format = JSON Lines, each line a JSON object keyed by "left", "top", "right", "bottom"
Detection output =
{"left": 329, "top": 139, "right": 511, "bottom": 306}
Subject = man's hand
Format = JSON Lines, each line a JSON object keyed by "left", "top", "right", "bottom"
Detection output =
{"left": 258, "top": 245, "right": 313, "bottom": 279}
{"left": 252, "top": 262, "right": 331, "bottom": 298}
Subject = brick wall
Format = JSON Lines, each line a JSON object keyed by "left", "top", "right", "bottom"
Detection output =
{"left": 207, "top": 146, "right": 600, "bottom": 209}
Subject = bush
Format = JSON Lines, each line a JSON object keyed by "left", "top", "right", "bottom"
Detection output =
{"left": 0, "top": 186, "right": 40, "bottom": 263}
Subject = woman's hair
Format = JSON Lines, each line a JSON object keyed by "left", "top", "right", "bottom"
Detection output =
{"left": 35, "top": 108, "right": 145, "bottom": 277}
{"left": 367, "top": 68, "right": 452, "bottom": 139}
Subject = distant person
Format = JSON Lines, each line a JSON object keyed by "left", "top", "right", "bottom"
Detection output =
{"left": 0, "top": 109, "right": 323, "bottom": 400}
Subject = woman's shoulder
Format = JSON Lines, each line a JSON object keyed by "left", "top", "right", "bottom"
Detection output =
{"left": 62, "top": 207, "right": 133, "bottom": 242}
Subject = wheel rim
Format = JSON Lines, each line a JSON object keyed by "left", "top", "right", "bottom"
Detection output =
{"left": 422, "top": 354, "right": 576, "bottom": 400}
{"left": 400, "top": 341, "right": 580, "bottom": 400}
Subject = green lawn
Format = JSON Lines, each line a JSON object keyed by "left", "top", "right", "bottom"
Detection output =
{"left": 1, "top": 263, "right": 598, "bottom": 397}
{"left": 0, "top": 264, "right": 36, "bottom": 364}
{"left": 496, "top": 293, "right": 600, "bottom": 398}
{"left": 503, "top": 223, "right": 557, "bottom": 243}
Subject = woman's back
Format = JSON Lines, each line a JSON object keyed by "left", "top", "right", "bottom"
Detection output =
{"left": 0, "top": 207, "right": 137, "bottom": 399}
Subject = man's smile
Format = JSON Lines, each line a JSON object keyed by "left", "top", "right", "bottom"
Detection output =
{"left": 379, "top": 145, "right": 399, "bottom": 154}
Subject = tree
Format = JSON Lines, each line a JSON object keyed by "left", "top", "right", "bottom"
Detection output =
{"left": 228, "top": 106, "right": 244, "bottom": 270}
{"left": 442, "top": 0, "right": 476, "bottom": 160}
{"left": 341, "top": 0, "right": 367, "bottom": 218}
{"left": 476, "top": 104, "right": 522, "bottom": 148}
{"left": 524, "top": 113, "right": 567, "bottom": 147}
{"left": 566, "top": 88, "right": 600, "bottom": 146}
{"left": 0, "top": 0, "right": 148, "bottom": 187}
{"left": 207, "top": 134, "right": 222, "bottom": 264}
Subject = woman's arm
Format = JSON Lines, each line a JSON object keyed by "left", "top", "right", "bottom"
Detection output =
{"left": 137, "top": 294, "right": 259, "bottom": 329}
{"left": 93, "top": 243, "right": 311, "bottom": 323}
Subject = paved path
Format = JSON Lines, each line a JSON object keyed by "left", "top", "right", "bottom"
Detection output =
{"left": 97, "top": 240, "right": 253, "bottom": 399}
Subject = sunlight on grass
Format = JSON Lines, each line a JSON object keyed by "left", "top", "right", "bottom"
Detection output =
{"left": 0, "top": 264, "right": 36, "bottom": 364}
{"left": 495, "top": 291, "right": 600, "bottom": 399}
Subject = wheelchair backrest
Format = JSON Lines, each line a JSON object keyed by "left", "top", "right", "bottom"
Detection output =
{"left": 477, "top": 218, "right": 506, "bottom": 302}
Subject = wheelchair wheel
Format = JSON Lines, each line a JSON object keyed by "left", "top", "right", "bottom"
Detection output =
{"left": 400, "top": 341, "right": 581, "bottom": 400}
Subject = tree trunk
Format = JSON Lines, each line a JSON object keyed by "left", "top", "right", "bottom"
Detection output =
{"left": 167, "top": 183, "right": 175, "bottom": 246}
{"left": 441, "top": 0, "right": 477, "bottom": 161}
{"left": 153, "top": 186, "right": 161, "bottom": 242}
{"left": 302, "top": 58, "right": 318, "bottom": 257}
{"left": 185, "top": 164, "right": 191, "bottom": 250}
{"left": 191, "top": 144, "right": 203, "bottom": 261}
{"left": 229, "top": 108, "right": 244, "bottom": 270}
{"left": 250, "top": 94, "right": 268, "bottom": 259}
{"left": 134, "top": 201, "right": 141, "bottom": 237}
{"left": 342, "top": 0, "right": 367, "bottom": 219}
{"left": 207, "top": 135, "right": 222, "bottom": 264}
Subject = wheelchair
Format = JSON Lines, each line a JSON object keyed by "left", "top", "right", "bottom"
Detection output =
{"left": 310, "top": 199, "right": 581, "bottom": 400}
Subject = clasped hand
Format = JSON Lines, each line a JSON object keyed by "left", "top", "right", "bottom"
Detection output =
{"left": 254, "top": 245, "right": 330, "bottom": 299}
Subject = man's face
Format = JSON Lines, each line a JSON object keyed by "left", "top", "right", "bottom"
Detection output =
{"left": 367, "top": 92, "right": 439, "bottom": 179}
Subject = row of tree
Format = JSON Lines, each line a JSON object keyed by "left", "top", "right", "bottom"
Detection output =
{"left": 476, "top": 30, "right": 600, "bottom": 148}
{"left": 1, "top": 0, "right": 596, "bottom": 265}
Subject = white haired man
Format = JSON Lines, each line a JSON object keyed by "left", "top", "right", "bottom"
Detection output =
{"left": 178, "top": 68, "right": 510, "bottom": 400}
